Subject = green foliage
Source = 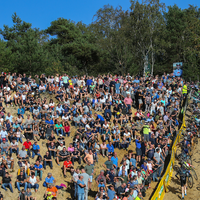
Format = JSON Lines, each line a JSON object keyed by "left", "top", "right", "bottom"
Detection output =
{"left": 0, "top": 3, "right": 200, "bottom": 79}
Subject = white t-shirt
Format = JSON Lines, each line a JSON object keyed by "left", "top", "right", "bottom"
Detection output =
{"left": 0, "top": 130, "right": 8, "bottom": 138}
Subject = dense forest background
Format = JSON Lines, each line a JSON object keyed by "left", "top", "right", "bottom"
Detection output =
{"left": 0, "top": 0, "right": 200, "bottom": 80}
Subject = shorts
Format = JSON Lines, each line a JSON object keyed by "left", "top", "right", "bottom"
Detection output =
{"left": 138, "top": 99, "right": 143, "bottom": 104}
{"left": 144, "top": 134, "right": 149, "bottom": 141}
{"left": 136, "top": 148, "right": 142, "bottom": 156}
{"left": 89, "top": 175, "right": 93, "bottom": 183}
{"left": 180, "top": 177, "right": 186, "bottom": 186}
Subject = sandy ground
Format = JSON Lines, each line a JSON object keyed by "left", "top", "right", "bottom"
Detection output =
{"left": 0, "top": 92, "right": 158, "bottom": 200}
{"left": 164, "top": 109, "right": 200, "bottom": 200}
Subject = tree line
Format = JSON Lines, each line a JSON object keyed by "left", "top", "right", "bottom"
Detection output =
{"left": 0, "top": 0, "right": 200, "bottom": 80}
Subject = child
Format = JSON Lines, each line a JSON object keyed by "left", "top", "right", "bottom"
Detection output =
{"left": 98, "top": 180, "right": 105, "bottom": 192}
{"left": 47, "top": 192, "right": 54, "bottom": 200}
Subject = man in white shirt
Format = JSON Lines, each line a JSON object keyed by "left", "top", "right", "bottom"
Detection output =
{"left": 0, "top": 127, "right": 8, "bottom": 142}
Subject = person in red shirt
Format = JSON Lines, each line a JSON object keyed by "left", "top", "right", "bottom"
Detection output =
{"left": 63, "top": 156, "right": 74, "bottom": 178}
{"left": 64, "top": 121, "right": 70, "bottom": 137}
{"left": 23, "top": 139, "right": 32, "bottom": 157}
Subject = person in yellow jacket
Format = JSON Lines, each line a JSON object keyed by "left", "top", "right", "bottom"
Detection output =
{"left": 182, "top": 82, "right": 188, "bottom": 97}
{"left": 135, "top": 192, "right": 143, "bottom": 200}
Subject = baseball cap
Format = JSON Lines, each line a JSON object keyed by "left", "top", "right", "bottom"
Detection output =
{"left": 2, "top": 138, "right": 6, "bottom": 141}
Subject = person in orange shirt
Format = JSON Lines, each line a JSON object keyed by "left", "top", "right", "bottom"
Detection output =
{"left": 84, "top": 149, "right": 94, "bottom": 164}
{"left": 63, "top": 156, "right": 74, "bottom": 178}
{"left": 45, "top": 184, "right": 58, "bottom": 197}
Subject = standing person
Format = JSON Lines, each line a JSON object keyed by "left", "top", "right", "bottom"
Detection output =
{"left": 135, "top": 136, "right": 142, "bottom": 163}
{"left": 81, "top": 169, "right": 90, "bottom": 200}
{"left": 142, "top": 122, "right": 150, "bottom": 142}
{"left": 84, "top": 161, "right": 95, "bottom": 191}
{"left": 72, "top": 168, "right": 80, "bottom": 199}
{"left": 175, "top": 166, "right": 187, "bottom": 199}
{"left": 77, "top": 175, "right": 86, "bottom": 200}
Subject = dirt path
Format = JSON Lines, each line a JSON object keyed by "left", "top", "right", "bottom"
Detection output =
{"left": 164, "top": 110, "right": 200, "bottom": 200}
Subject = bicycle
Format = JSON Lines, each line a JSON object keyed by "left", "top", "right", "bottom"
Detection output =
{"left": 174, "top": 165, "right": 194, "bottom": 189}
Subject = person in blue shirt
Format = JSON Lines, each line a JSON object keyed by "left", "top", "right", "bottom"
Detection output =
{"left": 45, "top": 117, "right": 54, "bottom": 128}
{"left": 98, "top": 180, "right": 105, "bottom": 192}
{"left": 94, "top": 113, "right": 105, "bottom": 126}
{"left": 106, "top": 141, "right": 114, "bottom": 156}
{"left": 174, "top": 65, "right": 182, "bottom": 77}
{"left": 18, "top": 106, "right": 25, "bottom": 118}
{"left": 43, "top": 173, "right": 55, "bottom": 187}
{"left": 107, "top": 185, "right": 116, "bottom": 200}
{"left": 115, "top": 80, "right": 121, "bottom": 94}
{"left": 32, "top": 141, "right": 40, "bottom": 159}
{"left": 130, "top": 154, "right": 137, "bottom": 167}
{"left": 111, "top": 152, "right": 118, "bottom": 169}
{"left": 135, "top": 136, "right": 142, "bottom": 163}
{"left": 77, "top": 175, "right": 85, "bottom": 200}
{"left": 34, "top": 160, "right": 43, "bottom": 180}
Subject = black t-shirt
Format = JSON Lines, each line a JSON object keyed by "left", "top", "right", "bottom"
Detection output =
{"left": 17, "top": 175, "right": 26, "bottom": 182}
{"left": 48, "top": 136, "right": 55, "bottom": 141}
{"left": 3, "top": 176, "right": 11, "bottom": 183}
{"left": 26, "top": 128, "right": 32, "bottom": 132}
{"left": 72, "top": 151, "right": 79, "bottom": 156}
{"left": 44, "top": 154, "right": 51, "bottom": 160}
{"left": 113, "top": 106, "right": 119, "bottom": 113}
{"left": 110, "top": 81, "right": 116, "bottom": 87}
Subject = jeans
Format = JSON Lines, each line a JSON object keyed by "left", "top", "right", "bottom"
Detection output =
{"left": 39, "top": 90, "right": 46, "bottom": 93}
{"left": 114, "top": 142, "right": 120, "bottom": 148}
{"left": 32, "top": 150, "right": 40, "bottom": 159}
{"left": 56, "top": 129, "right": 64, "bottom": 136}
{"left": 16, "top": 137, "right": 23, "bottom": 143}
{"left": 16, "top": 182, "right": 27, "bottom": 191}
{"left": 2, "top": 183, "right": 13, "bottom": 192}
{"left": 43, "top": 160, "right": 53, "bottom": 168}
{"left": 78, "top": 193, "right": 84, "bottom": 200}
{"left": 49, "top": 150, "right": 56, "bottom": 158}
{"left": 126, "top": 104, "right": 131, "bottom": 113}
{"left": 72, "top": 156, "right": 81, "bottom": 165}
{"left": 28, "top": 183, "right": 39, "bottom": 189}
{"left": 121, "top": 143, "right": 129, "bottom": 149}
{"left": 10, "top": 147, "right": 19, "bottom": 155}
{"left": 74, "top": 183, "right": 77, "bottom": 198}
{"left": 35, "top": 170, "right": 43, "bottom": 180}
{"left": 1, "top": 148, "right": 8, "bottom": 155}
{"left": 84, "top": 188, "right": 88, "bottom": 200}
{"left": 74, "top": 122, "right": 80, "bottom": 128}
{"left": 64, "top": 131, "right": 70, "bottom": 137}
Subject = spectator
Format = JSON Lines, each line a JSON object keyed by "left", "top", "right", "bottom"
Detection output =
{"left": 77, "top": 175, "right": 86, "bottom": 200}
{"left": 16, "top": 170, "right": 27, "bottom": 192}
{"left": 63, "top": 156, "right": 74, "bottom": 177}
{"left": 43, "top": 151, "right": 53, "bottom": 169}
{"left": 27, "top": 172, "right": 39, "bottom": 192}
{"left": 84, "top": 161, "right": 95, "bottom": 191}
{"left": 45, "top": 184, "right": 58, "bottom": 198}
{"left": 18, "top": 146, "right": 28, "bottom": 160}
{"left": 1, "top": 138, "right": 10, "bottom": 155}
{"left": 32, "top": 141, "right": 40, "bottom": 159}
{"left": 43, "top": 173, "right": 56, "bottom": 187}
{"left": 34, "top": 160, "right": 43, "bottom": 180}
{"left": 1, "top": 172, "right": 13, "bottom": 192}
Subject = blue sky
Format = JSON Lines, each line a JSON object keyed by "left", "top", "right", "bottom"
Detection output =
{"left": 0, "top": 0, "right": 200, "bottom": 31}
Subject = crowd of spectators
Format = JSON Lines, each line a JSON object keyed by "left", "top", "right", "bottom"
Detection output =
{"left": 0, "top": 72, "right": 184, "bottom": 200}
